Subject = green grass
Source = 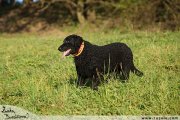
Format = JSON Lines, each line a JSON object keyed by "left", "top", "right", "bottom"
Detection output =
{"left": 0, "top": 30, "right": 179, "bottom": 115}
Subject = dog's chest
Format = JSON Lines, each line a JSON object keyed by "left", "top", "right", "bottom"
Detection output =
{"left": 74, "top": 57, "right": 93, "bottom": 69}
{"left": 74, "top": 57, "right": 96, "bottom": 76}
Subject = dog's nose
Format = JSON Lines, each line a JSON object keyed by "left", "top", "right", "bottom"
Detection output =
{"left": 58, "top": 46, "right": 62, "bottom": 51}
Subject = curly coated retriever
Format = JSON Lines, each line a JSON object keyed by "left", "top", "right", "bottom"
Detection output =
{"left": 58, "top": 34, "right": 143, "bottom": 90}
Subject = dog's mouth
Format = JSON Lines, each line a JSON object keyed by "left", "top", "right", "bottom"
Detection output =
{"left": 63, "top": 49, "right": 71, "bottom": 57}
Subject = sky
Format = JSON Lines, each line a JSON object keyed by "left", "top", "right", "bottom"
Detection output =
{"left": 15, "top": 0, "right": 23, "bottom": 3}
{"left": 15, "top": 0, "right": 39, "bottom": 3}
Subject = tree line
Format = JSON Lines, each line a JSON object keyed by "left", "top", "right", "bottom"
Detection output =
{"left": 0, "top": 0, "right": 179, "bottom": 32}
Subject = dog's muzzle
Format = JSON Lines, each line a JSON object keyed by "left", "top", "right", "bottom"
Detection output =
{"left": 58, "top": 46, "right": 63, "bottom": 52}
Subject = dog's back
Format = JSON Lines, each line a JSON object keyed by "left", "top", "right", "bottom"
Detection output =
{"left": 74, "top": 41, "right": 143, "bottom": 78}
{"left": 87, "top": 43, "right": 132, "bottom": 72}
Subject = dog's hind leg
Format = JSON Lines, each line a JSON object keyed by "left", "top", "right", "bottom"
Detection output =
{"left": 122, "top": 68, "right": 130, "bottom": 80}
{"left": 119, "top": 62, "right": 130, "bottom": 81}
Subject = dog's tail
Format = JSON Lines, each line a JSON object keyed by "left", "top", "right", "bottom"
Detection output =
{"left": 131, "top": 65, "right": 143, "bottom": 77}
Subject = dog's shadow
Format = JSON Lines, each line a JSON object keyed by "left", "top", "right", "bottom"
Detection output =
{"left": 68, "top": 77, "right": 77, "bottom": 85}
{"left": 68, "top": 77, "right": 95, "bottom": 88}
{"left": 68, "top": 76, "right": 127, "bottom": 89}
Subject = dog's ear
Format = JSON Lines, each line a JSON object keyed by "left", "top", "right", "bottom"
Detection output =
{"left": 64, "top": 34, "right": 83, "bottom": 48}
{"left": 74, "top": 35, "right": 83, "bottom": 47}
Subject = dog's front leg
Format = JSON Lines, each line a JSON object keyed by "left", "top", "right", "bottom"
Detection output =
{"left": 77, "top": 75, "right": 86, "bottom": 87}
{"left": 91, "top": 68, "right": 103, "bottom": 90}
{"left": 91, "top": 76, "right": 100, "bottom": 90}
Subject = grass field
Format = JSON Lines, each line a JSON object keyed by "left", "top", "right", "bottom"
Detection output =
{"left": 0, "top": 30, "right": 179, "bottom": 115}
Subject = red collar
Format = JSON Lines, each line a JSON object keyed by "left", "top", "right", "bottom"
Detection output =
{"left": 73, "top": 42, "right": 84, "bottom": 56}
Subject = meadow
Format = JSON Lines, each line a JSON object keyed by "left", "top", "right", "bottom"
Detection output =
{"left": 0, "top": 30, "right": 179, "bottom": 115}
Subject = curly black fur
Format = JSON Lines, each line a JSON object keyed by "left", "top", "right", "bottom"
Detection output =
{"left": 58, "top": 34, "right": 143, "bottom": 90}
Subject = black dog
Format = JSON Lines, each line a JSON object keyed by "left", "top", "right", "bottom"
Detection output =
{"left": 58, "top": 34, "right": 143, "bottom": 90}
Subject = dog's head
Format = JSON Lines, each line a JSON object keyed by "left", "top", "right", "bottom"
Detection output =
{"left": 58, "top": 34, "right": 84, "bottom": 57}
